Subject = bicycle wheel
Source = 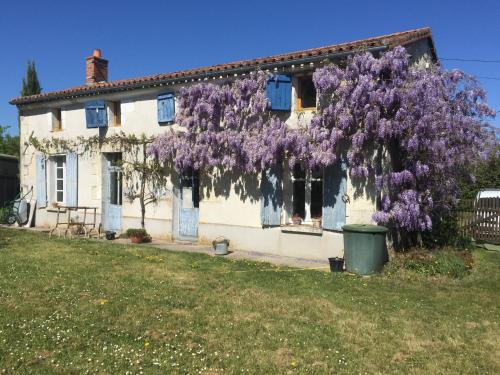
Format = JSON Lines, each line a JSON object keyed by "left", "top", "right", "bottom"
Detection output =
{"left": 5, "top": 214, "right": 17, "bottom": 225}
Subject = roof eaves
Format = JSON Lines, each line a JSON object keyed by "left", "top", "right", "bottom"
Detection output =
{"left": 10, "top": 27, "right": 433, "bottom": 106}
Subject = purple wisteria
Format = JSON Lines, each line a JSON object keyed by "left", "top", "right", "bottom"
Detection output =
{"left": 310, "top": 47, "right": 496, "bottom": 232}
{"left": 149, "top": 47, "right": 497, "bottom": 234}
{"left": 149, "top": 72, "right": 302, "bottom": 172}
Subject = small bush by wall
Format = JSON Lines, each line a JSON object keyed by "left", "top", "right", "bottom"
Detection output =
{"left": 385, "top": 248, "right": 473, "bottom": 278}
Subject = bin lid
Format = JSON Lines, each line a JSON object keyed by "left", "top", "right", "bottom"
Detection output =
{"left": 342, "top": 224, "right": 388, "bottom": 233}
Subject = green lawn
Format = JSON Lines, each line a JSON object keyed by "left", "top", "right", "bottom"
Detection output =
{"left": 0, "top": 228, "right": 499, "bottom": 374}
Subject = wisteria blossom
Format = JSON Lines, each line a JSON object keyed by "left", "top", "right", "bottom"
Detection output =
{"left": 310, "top": 47, "right": 496, "bottom": 232}
{"left": 149, "top": 72, "right": 303, "bottom": 172}
{"left": 149, "top": 47, "right": 497, "bottom": 235}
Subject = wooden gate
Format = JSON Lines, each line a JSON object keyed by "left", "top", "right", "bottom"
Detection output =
{"left": 458, "top": 198, "right": 500, "bottom": 244}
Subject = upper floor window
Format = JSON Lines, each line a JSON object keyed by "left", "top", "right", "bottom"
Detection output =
{"left": 110, "top": 101, "right": 121, "bottom": 127}
{"left": 296, "top": 75, "right": 317, "bottom": 110}
{"left": 52, "top": 108, "right": 62, "bottom": 131}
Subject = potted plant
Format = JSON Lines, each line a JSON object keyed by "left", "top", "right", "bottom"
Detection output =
{"left": 292, "top": 213, "right": 302, "bottom": 225}
{"left": 125, "top": 228, "right": 150, "bottom": 244}
{"left": 312, "top": 216, "right": 322, "bottom": 229}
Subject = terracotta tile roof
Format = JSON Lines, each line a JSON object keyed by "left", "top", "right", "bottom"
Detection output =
{"left": 10, "top": 27, "right": 434, "bottom": 106}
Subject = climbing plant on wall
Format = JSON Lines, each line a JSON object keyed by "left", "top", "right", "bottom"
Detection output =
{"left": 148, "top": 72, "right": 306, "bottom": 172}
{"left": 149, "top": 47, "right": 497, "bottom": 244}
{"left": 27, "top": 132, "right": 165, "bottom": 230}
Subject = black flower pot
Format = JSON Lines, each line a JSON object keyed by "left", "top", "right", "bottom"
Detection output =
{"left": 328, "top": 257, "right": 344, "bottom": 272}
{"left": 105, "top": 231, "right": 116, "bottom": 240}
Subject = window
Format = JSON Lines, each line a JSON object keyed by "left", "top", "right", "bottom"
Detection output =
{"left": 291, "top": 165, "right": 323, "bottom": 222}
{"left": 52, "top": 108, "right": 62, "bottom": 131}
{"left": 296, "top": 75, "right": 317, "bottom": 110}
{"left": 181, "top": 168, "right": 199, "bottom": 209}
{"left": 111, "top": 101, "right": 121, "bottom": 127}
{"left": 292, "top": 165, "right": 306, "bottom": 219}
{"left": 108, "top": 154, "right": 122, "bottom": 206}
{"left": 50, "top": 155, "right": 66, "bottom": 204}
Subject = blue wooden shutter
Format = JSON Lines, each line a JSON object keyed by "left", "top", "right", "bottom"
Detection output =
{"left": 158, "top": 93, "right": 175, "bottom": 124}
{"left": 260, "top": 163, "right": 283, "bottom": 226}
{"left": 323, "top": 159, "right": 347, "bottom": 231}
{"left": 36, "top": 154, "right": 47, "bottom": 208}
{"left": 85, "top": 100, "right": 107, "bottom": 128}
{"left": 266, "top": 75, "right": 291, "bottom": 111}
{"left": 66, "top": 152, "right": 78, "bottom": 206}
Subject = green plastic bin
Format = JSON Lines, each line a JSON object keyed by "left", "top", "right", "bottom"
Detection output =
{"left": 342, "top": 224, "right": 388, "bottom": 275}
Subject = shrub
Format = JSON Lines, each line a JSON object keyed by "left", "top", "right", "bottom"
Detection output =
{"left": 0, "top": 207, "right": 9, "bottom": 223}
{"left": 421, "top": 214, "right": 473, "bottom": 250}
{"left": 125, "top": 228, "right": 148, "bottom": 238}
{"left": 386, "top": 248, "right": 472, "bottom": 278}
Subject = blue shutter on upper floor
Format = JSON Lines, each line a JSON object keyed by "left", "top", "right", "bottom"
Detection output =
{"left": 158, "top": 93, "right": 175, "bottom": 124}
{"left": 322, "top": 159, "right": 348, "bottom": 231}
{"left": 66, "top": 152, "right": 78, "bottom": 206}
{"left": 36, "top": 154, "right": 47, "bottom": 208}
{"left": 260, "top": 163, "right": 283, "bottom": 226}
{"left": 266, "top": 75, "right": 291, "bottom": 111}
{"left": 85, "top": 100, "right": 107, "bottom": 128}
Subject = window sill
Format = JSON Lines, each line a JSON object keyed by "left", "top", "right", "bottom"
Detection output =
{"left": 281, "top": 224, "right": 323, "bottom": 236}
{"left": 295, "top": 108, "right": 316, "bottom": 113}
{"left": 51, "top": 129, "right": 63, "bottom": 133}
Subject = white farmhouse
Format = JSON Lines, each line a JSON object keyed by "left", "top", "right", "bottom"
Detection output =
{"left": 10, "top": 28, "right": 436, "bottom": 260}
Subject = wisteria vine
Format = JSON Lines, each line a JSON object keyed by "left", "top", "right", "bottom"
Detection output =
{"left": 149, "top": 47, "right": 497, "bottom": 233}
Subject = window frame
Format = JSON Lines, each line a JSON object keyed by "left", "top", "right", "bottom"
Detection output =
{"left": 52, "top": 108, "right": 62, "bottom": 131}
{"left": 110, "top": 101, "right": 121, "bottom": 127}
{"left": 295, "top": 74, "right": 317, "bottom": 111}
{"left": 50, "top": 155, "right": 66, "bottom": 205}
{"left": 107, "top": 153, "right": 123, "bottom": 206}
{"left": 288, "top": 165, "right": 323, "bottom": 225}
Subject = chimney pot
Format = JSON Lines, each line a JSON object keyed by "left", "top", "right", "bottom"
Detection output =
{"left": 86, "top": 49, "right": 108, "bottom": 85}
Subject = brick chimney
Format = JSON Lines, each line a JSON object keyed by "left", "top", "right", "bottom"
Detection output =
{"left": 86, "top": 49, "right": 108, "bottom": 84}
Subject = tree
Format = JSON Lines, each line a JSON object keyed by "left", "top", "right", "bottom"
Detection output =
{"left": 21, "top": 61, "right": 42, "bottom": 96}
{"left": 0, "top": 126, "right": 20, "bottom": 156}
{"left": 28, "top": 132, "right": 165, "bottom": 230}
{"left": 459, "top": 147, "right": 500, "bottom": 201}
{"left": 115, "top": 133, "right": 165, "bottom": 230}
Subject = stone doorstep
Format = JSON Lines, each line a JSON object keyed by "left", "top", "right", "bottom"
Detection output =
{"left": 2, "top": 225, "right": 331, "bottom": 271}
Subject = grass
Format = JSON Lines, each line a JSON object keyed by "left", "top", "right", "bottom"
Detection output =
{"left": 0, "top": 228, "right": 499, "bottom": 374}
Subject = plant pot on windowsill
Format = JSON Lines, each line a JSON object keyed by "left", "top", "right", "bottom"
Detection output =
{"left": 125, "top": 228, "right": 150, "bottom": 244}
{"left": 312, "top": 217, "right": 322, "bottom": 229}
{"left": 292, "top": 214, "right": 302, "bottom": 225}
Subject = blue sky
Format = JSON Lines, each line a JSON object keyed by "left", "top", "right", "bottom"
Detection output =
{"left": 1, "top": 0, "right": 499, "bottom": 135}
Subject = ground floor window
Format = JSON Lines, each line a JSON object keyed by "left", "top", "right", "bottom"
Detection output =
{"left": 289, "top": 165, "right": 323, "bottom": 224}
{"left": 107, "top": 153, "right": 122, "bottom": 206}
{"left": 181, "top": 168, "right": 199, "bottom": 209}
{"left": 48, "top": 155, "right": 66, "bottom": 204}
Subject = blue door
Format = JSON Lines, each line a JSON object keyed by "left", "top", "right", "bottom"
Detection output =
{"left": 103, "top": 154, "right": 122, "bottom": 233}
{"left": 178, "top": 169, "right": 199, "bottom": 239}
